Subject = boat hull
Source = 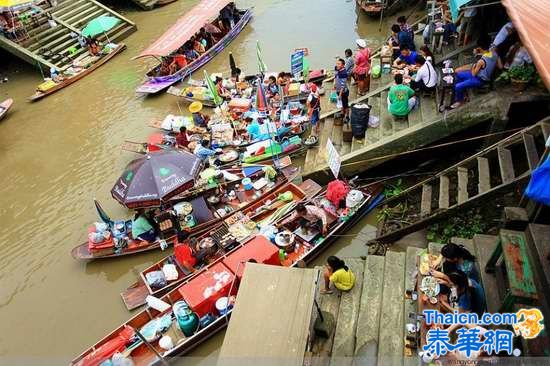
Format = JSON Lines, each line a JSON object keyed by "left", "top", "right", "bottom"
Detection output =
{"left": 0, "top": 98, "right": 13, "bottom": 120}
{"left": 136, "top": 9, "right": 253, "bottom": 95}
{"left": 28, "top": 44, "right": 126, "bottom": 102}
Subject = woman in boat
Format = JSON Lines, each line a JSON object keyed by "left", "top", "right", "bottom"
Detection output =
{"left": 215, "top": 77, "right": 231, "bottom": 100}
{"left": 158, "top": 57, "right": 172, "bottom": 76}
{"left": 169, "top": 50, "right": 187, "bottom": 74}
{"left": 321, "top": 256, "right": 356, "bottom": 294}
{"left": 431, "top": 243, "right": 480, "bottom": 282}
{"left": 85, "top": 36, "right": 100, "bottom": 56}
{"left": 132, "top": 209, "right": 157, "bottom": 243}
{"left": 174, "top": 231, "right": 198, "bottom": 272}
{"left": 192, "top": 35, "right": 205, "bottom": 55}
{"left": 189, "top": 102, "right": 209, "bottom": 128}
{"left": 183, "top": 41, "right": 200, "bottom": 62}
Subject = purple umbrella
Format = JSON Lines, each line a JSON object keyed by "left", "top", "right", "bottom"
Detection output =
{"left": 111, "top": 150, "right": 202, "bottom": 209}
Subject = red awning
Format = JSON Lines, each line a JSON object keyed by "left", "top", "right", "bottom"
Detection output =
{"left": 502, "top": 0, "right": 550, "bottom": 90}
{"left": 134, "top": 0, "right": 231, "bottom": 59}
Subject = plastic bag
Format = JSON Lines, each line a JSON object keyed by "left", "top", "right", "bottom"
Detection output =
{"left": 162, "top": 263, "right": 179, "bottom": 281}
{"left": 145, "top": 271, "right": 167, "bottom": 289}
{"left": 94, "top": 222, "right": 109, "bottom": 232}
{"left": 111, "top": 353, "right": 135, "bottom": 366}
{"left": 89, "top": 232, "right": 105, "bottom": 244}
{"left": 336, "top": 97, "right": 343, "bottom": 110}
{"left": 139, "top": 314, "right": 172, "bottom": 342}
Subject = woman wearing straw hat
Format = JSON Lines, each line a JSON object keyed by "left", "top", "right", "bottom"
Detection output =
{"left": 189, "top": 102, "right": 209, "bottom": 128}
{"left": 353, "top": 39, "right": 371, "bottom": 96}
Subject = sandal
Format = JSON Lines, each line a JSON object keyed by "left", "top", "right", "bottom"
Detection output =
{"left": 320, "top": 289, "right": 333, "bottom": 295}
{"left": 450, "top": 102, "right": 462, "bottom": 109}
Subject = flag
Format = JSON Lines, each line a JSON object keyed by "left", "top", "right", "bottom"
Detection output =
{"left": 303, "top": 56, "right": 310, "bottom": 83}
{"left": 256, "top": 40, "right": 267, "bottom": 75}
{"left": 204, "top": 70, "right": 223, "bottom": 106}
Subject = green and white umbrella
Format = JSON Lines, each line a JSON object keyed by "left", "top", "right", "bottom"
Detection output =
{"left": 256, "top": 40, "right": 267, "bottom": 75}
{"left": 204, "top": 70, "right": 223, "bottom": 106}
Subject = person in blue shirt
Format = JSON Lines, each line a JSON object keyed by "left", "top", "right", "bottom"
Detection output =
{"left": 393, "top": 46, "right": 418, "bottom": 67}
{"left": 194, "top": 139, "right": 216, "bottom": 161}
{"left": 439, "top": 270, "right": 486, "bottom": 317}
{"left": 334, "top": 58, "right": 350, "bottom": 122}
{"left": 245, "top": 117, "right": 261, "bottom": 141}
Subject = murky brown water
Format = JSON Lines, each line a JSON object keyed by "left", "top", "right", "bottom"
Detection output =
{"left": 0, "top": 0, "right": 408, "bottom": 363}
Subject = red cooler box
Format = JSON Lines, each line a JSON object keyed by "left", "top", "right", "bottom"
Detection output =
{"left": 222, "top": 236, "right": 280, "bottom": 280}
{"left": 178, "top": 262, "right": 235, "bottom": 317}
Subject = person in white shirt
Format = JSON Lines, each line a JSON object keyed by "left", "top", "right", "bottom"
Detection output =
{"left": 492, "top": 21, "right": 514, "bottom": 48}
{"left": 411, "top": 55, "right": 438, "bottom": 92}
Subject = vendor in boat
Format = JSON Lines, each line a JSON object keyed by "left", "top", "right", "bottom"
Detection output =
{"left": 132, "top": 209, "right": 157, "bottom": 243}
{"left": 176, "top": 126, "right": 190, "bottom": 149}
{"left": 183, "top": 41, "right": 200, "bottom": 62}
{"left": 219, "top": 3, "right": 234, "bottom": 31}
{"left": 321, "top": 256, "right": 356, "bottom": 294}
{"left": 189, "top": 102, "right": 209, "bottom": 128}
{"left": 191, "top": 35, "right": 205, "bottom": 55}
{"left": 158, "top": 57, "right": 172, "bottom": 76}
{"left": 289, "top": 202, "right": 328, "bottom": 236}
{"left": 85, "top": 36, "right": 100, "bottom": 56}
{"left": 215, "top": 77, "right": 231, "bottom": 100}
{"left": 194, "top": 139, "right": 217, "bottom": 162}
{"left": 266, "top": 76, "right": 279, "bottom": 98}
{"left": 174, "top": 231, "right": 203, "bottom": 272}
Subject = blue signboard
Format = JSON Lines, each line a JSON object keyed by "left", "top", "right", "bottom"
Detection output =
{"left": 291, "top": 50, "right": 305, "bottom": 75}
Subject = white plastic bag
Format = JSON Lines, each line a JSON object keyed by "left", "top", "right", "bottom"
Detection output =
{"left": 336, "top": 97, "right": 343, "bottom": 110}
{"left": 162, "top": 263, "right": 179, "bottom": 281}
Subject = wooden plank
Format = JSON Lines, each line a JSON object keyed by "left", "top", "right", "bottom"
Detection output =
{"left": 499, "top": 230, "right": 538, "bottom": 300}
{"left": 498, "top": 147, "right": 515, "bottom": 184}
{"left": 457, "top": 166, "right": 469, "bottom": 204}
{"left": 354, "top": 255, "right": 385, "bottom": 365}
{"left": 526, "top": 224, "right": 550, "bottom": 296}
{"left": 420, "top": 184, "right": 432, "bottom": 217}
{"left": 377, "top": 251, "right": 406, "bottom": 366}
{"left": 404, "top": 247, "right": 422, "bottom": 366}
{"left": 438, "top": 175, "right": 449, "bottom": 209}
{"left": 330, "top": 259, "right": 365, "bottom": 366}
{"left": 316, "top": 118, "right": 334, "bottom": 166}
{"left": 522, "top": 133, "right": 540, "bottom": 170}
{"left": 477, "top": 157, "right": 491, "bottom": 194}
{"left": 473, "top": 234, "right": 501, "bottom": 313}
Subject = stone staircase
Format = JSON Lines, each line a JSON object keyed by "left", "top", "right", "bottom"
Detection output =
{"left": 371, "top": 119, "right": 550, "bottom": 245}
{"left": 0, "top": 0, "right": 136, "bottom": 71}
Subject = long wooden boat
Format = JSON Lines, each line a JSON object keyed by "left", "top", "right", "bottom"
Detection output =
{"left": 121, "top": 182, "right": 308, "bottom": 310}
{"left": 71, "top": 181, "right": 383, "bottom": 366}
{"left": 134, "top": 2, "right": 252, "bottom": 95}
{"left": 166, "top": 86, "right": 217, "bottom": 108}
{"left": 357, "top": 0, "right": 387, "bottom": 16}
{"left": 28, "top": 44, "right": 126, "bottom": 102}
{"left": 0, "top": 98, "right": 13, "bottom": 120}
{"left": 70, "top": 168, "right": 293, "bottom": 261}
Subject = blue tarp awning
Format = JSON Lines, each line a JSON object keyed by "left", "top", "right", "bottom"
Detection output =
{"left": 449, "top": 0, "right": 475, "bottom": 21}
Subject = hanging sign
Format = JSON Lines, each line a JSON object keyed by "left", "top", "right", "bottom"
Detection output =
{"left": 326, "top": 138, "right": 341, "bottom": 178}
{"left": 291, "top": 50, "right": 305, "bottom": 75}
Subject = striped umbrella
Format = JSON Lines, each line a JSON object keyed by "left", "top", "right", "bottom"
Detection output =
{"left": 256, "top": 77, "right": 268, "bottom": 114}
{"left": 256, "top": 40, "right": 267, "bottom": 75}
{"left": 204, "top": 70, "right": 223, "bottom": 106}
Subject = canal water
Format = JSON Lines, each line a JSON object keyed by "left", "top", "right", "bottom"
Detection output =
{"left": 0, "top": 0, "right": 407, "bottom": 363}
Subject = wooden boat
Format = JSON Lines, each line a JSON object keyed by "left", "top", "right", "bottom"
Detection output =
{"left": 70, "top": 181, "right": 384, "bottom": 366}
{"left": 0, "top": 98, "right": 13, "bottom": 120}
{"left": 121, "top": 182, "right": 308, "bottom": 310}
{"left": 28, "top": 44, "right": 126, "bottom": 102}
{"left": 134, "top": 1, "right": 252, "bottom": 95}
{"left": 70, "top": 167, "right": 294, "bottom": 260}
{"left": 357, "top": 0, "right": 387, "bottom": 16}
{"left": 166, "top": 86, "right": 218, "bottom": 108}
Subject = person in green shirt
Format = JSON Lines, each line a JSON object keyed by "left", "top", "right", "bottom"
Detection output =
{"left": 387, "top": 74, "right": 417, "bottom": 117}
{"left": 132, "top": 209, "right": 156, "bottom": 242}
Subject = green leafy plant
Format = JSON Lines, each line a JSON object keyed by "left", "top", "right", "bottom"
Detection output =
{"left": 384, "top": 179, "right": 404, "bottom": 199}
{"left": 426, "top": 210, "right": 487, "bottom": 243}
{"left": 496, "top": 64, "right": 537, "bottom": 84}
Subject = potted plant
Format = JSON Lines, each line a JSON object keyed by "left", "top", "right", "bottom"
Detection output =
{"left": 496, "top": 64, "right": 537, "bottom": 91}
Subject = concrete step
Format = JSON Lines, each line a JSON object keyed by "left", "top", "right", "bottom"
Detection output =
{"left": 330, "top": 258, "right": 365, "bottom": 366}
{"left": 354, "top": 255, "right": 385, "bottom": 365}
{"left": 438, "top": 175, "right": 449, "bottom": 209}
{"left": 420, "top": 94, "right": 438, "bottom": 124}
{"left": 379, "top": 91, "right": 393, "bottom": 138}
{"left": 420, "top": 184, "right": 432, "bottom": 217}
{"left": 477, "top": 157, "right": 491, "bottom": 194}
{"left": 497, "top": 146, "right": 515, "bottom": 184}
{"left": 472, "top": 234, "right": 501, "bottom": 313}
{"left": 407, "top": 101, "right": 423, "bottom": 128}
{"left": 366, "top": 95, "right": 380, "bottom": 144}
{"left": 522, "top": 133, "right": 540, "bottom": 170}
{"left": 315, "top": 118, "right": 334, "bottom": 167}
{"left": 457, "top": 166, "right": 469, "bottom": 204}
{"left": 377, "top": 251, "right": 406, "bottom": 366}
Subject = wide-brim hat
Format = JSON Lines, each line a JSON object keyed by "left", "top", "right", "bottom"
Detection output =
{"left": 356, "top": 39, "right": 367, "bottom": 48}
{"left": 189, "top": 101, "right": 203, "bottom": 114}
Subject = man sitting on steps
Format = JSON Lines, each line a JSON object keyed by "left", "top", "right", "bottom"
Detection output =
{"left": 387, "top": 74, "right": 417, "bottom": 119}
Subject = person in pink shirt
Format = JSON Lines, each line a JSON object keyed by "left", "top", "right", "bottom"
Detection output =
{"left": 353, "top": 38, "right": 371, "bottom": 95}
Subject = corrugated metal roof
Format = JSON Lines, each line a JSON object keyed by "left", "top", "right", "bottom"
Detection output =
{"left": 502, "top": 0, "right": 550, "bottom": 90}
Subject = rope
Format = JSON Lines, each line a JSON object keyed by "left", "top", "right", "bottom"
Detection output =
{"left": 336, "top": 127, "right": 525, "bottom": 169}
